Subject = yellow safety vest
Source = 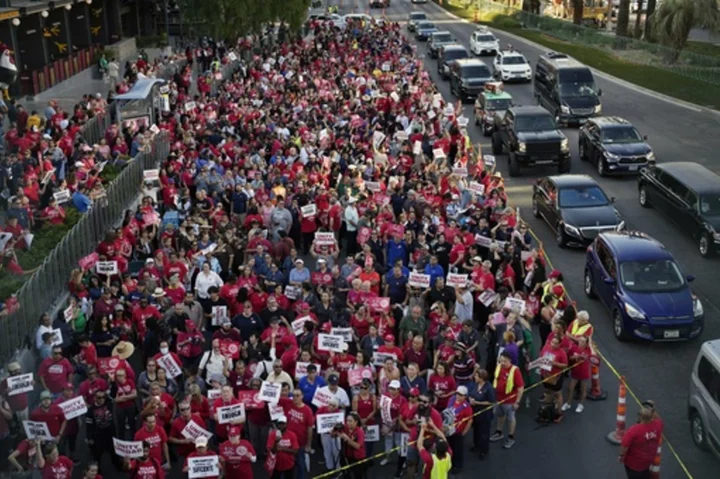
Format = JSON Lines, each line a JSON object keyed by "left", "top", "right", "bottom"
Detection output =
{"left": 570, "top": 320, "right": 591, "bottom": 337}
{"left": 493, "top": 364, "right": 517, "bottom": 395}
{"left": 543, "top": 281, "right": 564, "bottom": 309}
{"left": 429, "top": 453, "right": 452, "bottom": 479}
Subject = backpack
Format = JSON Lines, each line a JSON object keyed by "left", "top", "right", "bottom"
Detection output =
{"left": 535, "top": 402, "right": 560, "bottom": 425}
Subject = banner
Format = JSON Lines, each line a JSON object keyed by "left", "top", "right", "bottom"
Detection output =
{"left": 95, "top": 261, "right": 118, "bottom": 275}
{"left": 188, "top": 456, "right": 220, "bottom": 478}
{"left": 365, "top": 424, "right": 380, "bottom": 442}
{"left": 295, "top": 362, "right": 321, "bottom": 379}
{"left": 316, "top": 412, "right": 345, "bottom": 434}
{"left": 367, "top": 297, "right": 390, "bottom": 313}
{"left": 113, "top": 438, "right": 144, "bottom": 458}
{"left": 503, "top": 297, "right": 526, "bottom": 314}
{"left": 380, "top": 396, "right": 393, "bottom": 425}
{"left": 217, "top": 403, "right": 246, "bottom": 424}
{"left": 259, "top": 381, "right": 282, "bottom": 404}
{"left": 330, "top": 328, "right": 353, "bottom": 342}
{"left": 292, "top": 316, "right": 311, "bottom": 336}
{"left": 143, "top": 169, "right": 160, "bottom": 182}
{"left": 348, "top": 367, "right": 373, "bottom": 387}
{"left": 408, "top": 272, "right": 431, "bottom": 289}
{"left": 317, "top": 334, "right": 345, "bottom": 353}
{"left": 372, "top": 351, "right": 397, "bottom": 367}
{"left": 211, "top": 306, "right": 228, "bottom": 326}
{"left": 311, "top": 388, "right": 335, "bottom": 408}
{"left": 181, "top": 420, "right": 213, "bottom": 441}
{"left": 156, "top": 353, "right": 183, "bottom": 378}
{"left": 446, "top": 273, "right": 468, "bottom": 288}
{"left": 301, "top": 204, "right": 317, "bottom": 218}
{"left": 6, "top": 373, "right": 33, "bottom": 396}
{"left": 58, "top": 396, "right": 87, "bottom": 420}
{"left": 314, "top": 232, "right": 335, "bottom": 246}
{"left": 479, "top": 289, "right": 497, "bottom": 307}
{"left": 268, "top": 403, "right": 285, "bottom": 421}
{"left": 23, "top": 420, "right": 52, "bottom": 440}
{"left": 236, "top": 390, "right": 265, "bottom": 410}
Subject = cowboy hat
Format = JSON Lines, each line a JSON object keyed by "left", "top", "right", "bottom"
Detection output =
{"left": 112, "top": 341, "right": 135, "bottom": 360}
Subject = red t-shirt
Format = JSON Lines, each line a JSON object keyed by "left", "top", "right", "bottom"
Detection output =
{"left": 39, "top": 357, "right": 74, "bottom": 393}
{"left": 134, "top": 426, "right": 168, "bottom": 463}
{"left": 266, "top": 429, "right": 298, "bottom": 472}
{"left": 539, "top": 345, "right": 569, "bottom": 378}
{"left": 343, "top": 426, "right": 366, "bottom": 460}
{"left": 568, "top": 344, "right": 592, "bottom": 381}
{"left": 184, "top": 451, "right": 219, "bottom": 479}
{"left": 420, "top": 448, "right": 453, "bottom": 479}
{"left": 212, "top": 398, "right": 243, "bottom": 439}
{"left": 428, "top": 375, "right": 457, "bottom": 411}
{"left": 218, "top": 439, "right": 256, "bottom": 479}
{"left": 30, "top": 405, "right": 65, "bottom": 437}
{"left": 169, "top": 414, "right": 206, "bottom": 457}
{"left": 127, "top": 457, "right": 164, "bottom": 479}
{"left": 113, "top": 379, "right": 137, "bottom": 409}
{"left": 41, "top": 455, "right": 73, "bottom": 479}
{"left": 494, "top": 365, "right": 525, "bottom": 402}
{"left": 621, "top": 418, "right": 664, "bottom": 472}
{"left": 279, "top": 399, "right": 314, "bottom": 448}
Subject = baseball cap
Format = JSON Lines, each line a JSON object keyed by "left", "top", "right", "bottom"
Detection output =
{"left": 384, "top": 334, "right": 394, "bottom": 343}
{"left": 456, "top": 385, "right": 468, "bottom": 396}
{"left": 409, "top": 387, "right": 420, "bottom": 397}
{"left": 195, "top": 436, "right": 208, "bottom": 448}
{"left": 64, "top": 382, "right": 73, "bottom": 390}
{"left": 275, "top": 415, "right": 288, "bottom": 423}
{"left": 552, "top": 285, "right": 564, "bottom": 296}
{"left": 548, "top": 269, "right": 561, "bottom": 279}
{"left": 328, "top": 374, "right": 339, "bottom": 385}
{"left": 40, "top": 390, "right": 52, "bottom": 400}
{"left": 389, "top": 380, "right": 401, "bottom": 389}
{"left": 228, "top": 426, "right": 241, "bottom": 437}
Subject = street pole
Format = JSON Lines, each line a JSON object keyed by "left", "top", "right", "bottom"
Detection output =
{"left": 164, "top": 0, "right": 171, "bottom": 47}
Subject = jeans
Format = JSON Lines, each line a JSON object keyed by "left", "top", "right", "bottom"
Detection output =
{"left": 321, "top": 433, "right": 342, "bottom": 469}
{"left": 384, "top": 432, "right": 404, "bottom": 457}
{"left": 295, "top": 449, "right": 306, "bottom": 479}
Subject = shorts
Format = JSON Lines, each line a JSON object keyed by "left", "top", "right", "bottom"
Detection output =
{"left": 496, "top": 403, "right": 515, "bottom": 422}
{"left": 543, "top": 375, "right": 564, "bottom": 393}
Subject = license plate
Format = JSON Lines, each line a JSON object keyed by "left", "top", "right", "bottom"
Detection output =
{"left": 628, "top": 165, "right": 639, "bottom": 171}
{"left": 535, "top": 160, "right": 555, "bottom": 165}
{"left": 663, "top": 330, "right": 680, "bottom": 339}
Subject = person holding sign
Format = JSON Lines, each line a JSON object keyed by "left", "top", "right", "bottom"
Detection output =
{"left": 266, "top": 415, "right": 299, "bottom": 479}
{"left": 169, "top": 401, "right": 208, "bottom": 458}
{"left": 183, "top": 436, "right": 219, "bottom": 479}
{"left": 37, "top": 442, "right": 74, "bottom": 479}
{"left": 212, "top": 385, "right": 244, "bottom": 442}
{"left": 30, "top": 390, "right": 65, "bottom": 442}
{"left": 219, "top": 426, "right": 256, "bottom": 479}
{"left": 134, "top": 414, "right": 171, "bottom": 470}
{"left": 54, "top": 383, "right": 81, "bottom": 460}
{"left": 123, "top": 441, "right": 164, "bottom": 479}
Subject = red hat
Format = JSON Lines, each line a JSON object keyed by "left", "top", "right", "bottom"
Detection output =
{"left": 64, "top": 382, "right": 73, "bottom": 390}
{"left": 409, "top": 387, "right": 420, "bottom": 397}
{"left": 321, "top": 322, "right": 332, "bottom": 332}
{"left": 384, "top": 334, "right": 394, "bottom": 343}
{"left": 228, "top": 426, "right": 241, "bottom": 437}
{"left": 552, "top": 285, "right": 564, "bottom": 296}
{"left": 548, "top": 270, "right": 562, "bottom": 279}
{"left": 444, "top": 332, "right": 454, "bottom": 340}
{"left": 185, "top": 319, "right": 196, "bottom": 329}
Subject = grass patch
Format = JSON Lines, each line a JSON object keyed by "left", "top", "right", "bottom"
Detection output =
{"left": 685, "top": 41, "right": 720, "bottom": 59}
{"left": 435, "top": 0, "right": 720, "bottom": 109}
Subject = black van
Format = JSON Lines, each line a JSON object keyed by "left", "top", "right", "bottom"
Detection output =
{"left": 533, "top": 52, "right": 602, "bottom": 126}
{"left": 638, "top": 162, "right": 720, "bottom": 257}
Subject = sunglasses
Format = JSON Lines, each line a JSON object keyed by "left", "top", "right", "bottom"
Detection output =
{"left": 419, "top": 400, "right": 430, "bottom": 405}
{"left": 180, "top": 407, "right": 190, "bottom": 411}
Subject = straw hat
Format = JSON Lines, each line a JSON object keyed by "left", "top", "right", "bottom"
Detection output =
{"left": 112, "top": 341, "right": 135, "bottom": 360}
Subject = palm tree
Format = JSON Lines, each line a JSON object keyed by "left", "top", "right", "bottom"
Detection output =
{"left": 572, "top": 0, "right": 584, "bottom": 24}
{"left": 616, "top": 0, "right": 631, "bottom": 36}
{"left": 644, "top": 0, "right": 657, "bottom": 41}
{"left": 652, "top": 0, "right": 720, "bottom": 62}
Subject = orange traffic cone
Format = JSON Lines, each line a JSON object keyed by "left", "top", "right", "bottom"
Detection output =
{"left": 650, "top": 436, "right": 662, "bottom": 478}
{"left": 606, "top": 376, "right": 627, "bottom": 444}
{"left": 474, "top": 8, "right": 479, "bottom": 23}
{"left": 587, "top": 356, "right": 607, "bottom": 401}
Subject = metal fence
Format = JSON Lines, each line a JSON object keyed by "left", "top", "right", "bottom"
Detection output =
{"left": 474, "top": 0, "right": 720, "bottom": 85}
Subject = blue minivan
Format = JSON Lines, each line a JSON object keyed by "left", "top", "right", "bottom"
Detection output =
{"left": 584, "top": 231, "right": 704, "bottom": 341}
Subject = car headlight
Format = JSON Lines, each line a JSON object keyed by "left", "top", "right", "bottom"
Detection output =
{"left": 713, "top": 232, "right": 720, "bottom": 241}
{"left": 646, "top": 151, "right": 655, "bottom": 160}
{"left": 561, "top": 105, "right": 570, "bottom": 114}
{"left": 561, "top": 138, "right": 569, "bottom": 152}
{"left": 518, "top": 141, "right": 526, "bottom": 153}
{"left": 564, "top": 223, "right": 580, "bottom": 236}
{"left": 624, "top": 302, "right": 646, "bottom": 320}
{"left": 693, "top": 295, "right": 704, "bottom": 317}
{"left": 594, "top": 104, "right": 602, "bottom": 114}
{"left": 605, "top": 152, "right": 620, "bottom": 161}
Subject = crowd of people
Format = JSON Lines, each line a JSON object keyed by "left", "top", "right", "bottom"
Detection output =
{"left": 0, "top": 14, "right": 665, "bottom": 479}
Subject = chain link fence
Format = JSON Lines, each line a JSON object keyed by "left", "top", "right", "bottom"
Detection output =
{"left": 475, "top": 0, "right": 720, "bottom": 85}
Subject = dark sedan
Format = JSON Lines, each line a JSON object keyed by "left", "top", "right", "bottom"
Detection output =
{"left": 532, "top": 174, "right": 625, "bottom": 247}
{"left": 579, "top": 117, "right": 654, "bottom": 176}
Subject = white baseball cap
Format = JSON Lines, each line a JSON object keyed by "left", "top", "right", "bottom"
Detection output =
{"left": 456, "top": 385, "right": 468, "bottom": 396}
{"left": 389, "top": 380, "right": 401, "bottom": 389}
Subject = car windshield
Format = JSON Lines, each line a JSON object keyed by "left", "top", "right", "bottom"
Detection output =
{"left": 559, "top": 81, "right": 598, "bottom": 98}
{"left": 477, "top": 35, "right": 495, "bottom": 42}
{"left": 433, "top": 34, "right": 453, "bottom": 43}
{"left": 418, "top": 22, "right": 435, "bottom": 30}
{"left": 602, "top": 126, "right": 643, "bottom": 144}
{"left": 411, "top": 13, "right": 427, "bottom": 21}
{"left": 486, "top": 98, "right": 512, "bottom": 110}
{"left": 619, "top": 260, "right": 686, "bottom": 293}
{"left": 700, "top": 195, "right": 720, "bottom": 215}
{"left": 503, "top": 56, "right": 526, "bottom": 65}
{"left": 445, "top": 49, "right": 468, "bottom": 60}
{"left": 515, "top": 114, "right": 556, "bottom": 132}
{"left": 463, "top": 66, "right": 491, "bottom": 78}
{"left": 558, "top": 186, "right": 609, "bottom": 208}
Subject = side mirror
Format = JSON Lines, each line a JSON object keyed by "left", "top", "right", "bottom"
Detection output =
{"left": 598, "top": 89, "right": 603, "bottom": 96}
{"left": 610, "top": 196, "right": 616, "bottom": 203}
{"left": 603, "top": 277, "right": 615, "bottom": 286}
{"left": 687, "top": 274, "right": 696, "bottom": 283}
{"left": 643, "top": 135, "right": 648, "bottom": 141}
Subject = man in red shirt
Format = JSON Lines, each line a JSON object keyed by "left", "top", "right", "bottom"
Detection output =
{"left": 74, "top": 335, "right": 97, "bottom": 373}
{"left": 182, "top": 436, "right": 219, "bottom": 479}
{"left": 124, "top": 441, "right": 165, "bottom": 479}
{"left": 279, "top": 388, "right": 314, "bottom": 479}
{"left": 620, "top": 406, "right": 664, "bottom": 478}
{"left": 132, "top": 297, "right": 162, "bottom": 341}
{"left": 169, "top": 401, "right": 208, "bottom": 458}
{"left": 134, "top": 414, "right": 170, "bottom": 469}
{"left": 79, "top": 366, "right": 108, "bottom": 405}
{"left": 38, "top": 346, "right": 74, "bottom": 395}
{"left": 213, "top": 385, "right": 244, "bottom": 442}
{"left": 30, "top": 390, "right": 66, "bottom": 441}
{"left": 0, "top": 361, "right": 30, "bottom": 421}
{"left": 266, "top": 416, "right": 299, "bottom": 478}
{"left": 111, "top": 368, "right": 138, "bottom": 438}
{"left": 417, "top": 421, "right": 453, "bottom": 479}
{"left": 36, "top": 442, "right": 73, "bottom": 479}
{"left": 490, "top": 352, "right": 525, "bottom": 449}
{"left": 219, "top": 426, "right": 256, "bottom": 479}
{"left": 141, "top": 382, "right": 176, "bottom": 429}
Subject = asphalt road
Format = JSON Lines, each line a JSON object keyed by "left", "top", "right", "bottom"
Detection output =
{"left": 346, "top": 0, "right": 720, "bottom": 478}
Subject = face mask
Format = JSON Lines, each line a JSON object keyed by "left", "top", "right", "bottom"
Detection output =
{"left": 160, "top": 347, "right": 169, "bottom": 355}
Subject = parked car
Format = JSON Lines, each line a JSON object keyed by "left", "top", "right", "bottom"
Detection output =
{"left": 407, "top": 12, "right": 428, "bottom": 32}
{"left": 579, "top": 117, "right": 654, "bottom": 176}
{"left": 584, "top": 231, "right": 704, "bottom": 341}
{"left": 638, "top": 162, "right": 720, "bottom": 257}
{"left": 688, "top": 340, "right": 720, "bottom": 454}
{"left": 532, "top": 174, "right": 624, "bottom": 247}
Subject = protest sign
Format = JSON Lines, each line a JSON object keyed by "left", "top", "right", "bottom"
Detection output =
{"left": 58, "top": 396, "right": 87, "bottom": 420}
{"left": 294, "top": 362, "right": 321, "bottom": 379}
{"left": 236, "top": 390, "right": 265, "bottom": 410}
{"left": 400, "top": 433, "right": 410, "bottom": 456}
{"left": 23, "top": 421, "right": 52, "bottom": 440}
{"left": 311, "top": 388, "right": 335, "bottom": 408}
{"left": 479, "top": 289, "right": 497, "bottom": 307}
{"left": 380, "top": 396, "right": 393, "bottom": 424}
{"left": 157, "top": 353, "right": 183, "bottom": 378}
{"left": 314, "top": 232, "right": 335, "bottom": 246}
{"left": 413, "top": 141, "right": 422, "bottom": 155}
{"left": 357, "top": 226, "right": 372, "bottom": 245}
{"left": 113, "top": 438, "right": 144, "bottom": 458}
{"left": 367, "top": 296, "right": 390, "bottom": 313}
{"left": 365, "top": 425, "right": 380, "bottom": 442}
{"left": 185, "top": 101, "right": 197, "bottom": 112}
{"left": 452, "top": 167, "right": 468, "bottom": 177}
{"left": 390, "top": 91, "right": 400, "bottom": 103}
{"left": 211, "top": 306, "right": 228, "bottom": 326}
{"left": 443, "top": 105, "right": 455, "bottom": 117}
{"left": 317, "top": 334, "right": 345, "bottom": 353}
{"left": 95, "top": 261, "right": 118, "bottom": 275}
{"left": 301, "top": 204, "right": 317, "bottom": 218}
{"left": 382, "top": 62, "right": 391, "bottom": 72}
{"left": 365, "top": 181, "right": 381, "bottom": 192}
{"left": 208, "top": 389, "right": 222, "bottom": 401}
{"left": 483, "top": 154, "right": 496, "bottom": 167}
{"left": 348, "top": 366, "right": 373, "bottom": 387}
{"left": 188, "top": 456, "right": 220, "bottom": 478}
{"left": 291, "top": 316, "right": 311, "bottom": 336}
{"left": 53, "top": 190, "right": 71, "bottom": 204}
{"left": 259, "top": 381, "right": 282, "bottom": 404}
{"left": 268, "top": 403, "right": 285, "bottom": 421}
{"left": 427, "top": 110, "right": 437, "bottom": 120}
{"left": 217, "top": 403, "right": 246, "bottom": 424}
{"left": 372, "top": 351, "right": 397, "bottom": 367}
{"left": 78, "top": 252, "right": 99, "bottom": 271}
{"left": 373, "top": 131, "right": 386, "bottom": 150}
{"left": 181, "top": 420, "right": 213, "bottom": 441}
{"left": 50, "top": 329, "right": 63, "bottom": 347}
{"left": 433, "top": 148, "right": 446, "bottom": 159}
{"left": 143, "top": 169, "right": 160, "bottom": 182}
{"left": 311, "top": 272, "right": 333, "bottom": 286}
{"left": 504, "top": 297, "right": 526, "bottom": 314}
{"left": 529, "top": 356, "right": 553, "bottom": 372}
{"left": 408, "top": 272, "right": 431, "bottom": 289}
{"left": 331, "top": 328, "right": 353, "bottom": 342}
{"left": 6, "top": 373, "right": 33, "bottom": 396}
{"left": 446, "top": 273, "right": 468, "bottom": 288}
{"left": 457, "top": 116, "right": 470, "bottom": 127}
{"left": 469, "top": 182, "right": 485, "bottom": 195}
{"left": 218, "top": 339, "right": 240, "bottom": 359}
{"left": 395, "top": 131, "right": 409, "bottom": 141}
{"left": 316, "top": 412, "right": 345, "bottom": 434}
{"left": 285, "top": 285, "right": 300, "bottom": 300}
{"left": 63, "top": 305, "right": 74, "bottom": 323}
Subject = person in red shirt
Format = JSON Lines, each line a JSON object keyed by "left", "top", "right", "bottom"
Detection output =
{"left": 36, "top": 442, "right": 73, "bottom": 479}
{"left": 123, "top": 441, "right": 165, "bottom": 479}
{"left": 491, "top": 352, "right": 525, "bottom": 449}
{"left": 379, "top": 380, "right": 408, "bottom": 467}
{"left": 539, "top": 335, "right": 569, "bottom": 420}
{"left": 378, "top": 334, "right": 404, "bottom": 363}
{"left": 182, "top": 436, "right": 219, "bottom": 479}
{"left": 279, "top": 388, "right": 314, "bottom": 474}
{"left": 111, "top": 368, "right": 138, "bottom": 437}
{"left": 53, "top": 383, "right": 80, "bottom": 460}
{"left": 40, "top": 197, "right": 66, "bottom": 225}
{"left": 213, "top": 385, "right": 244, "bottom": 442}
{"left": 443, "top": 386, "right": 473, "bottom": 474}
{"left": 339, "top": 412, "right": 367, "bottom": 477}
{"left": 417, "top": 421, "right": 453, "bottom": 479}
{"left": 188, "top": 384, "right": 211, "bottom": 421}
{"left": 74, "top": 335, "right": 98, "bottom": 372}
{"left": 428, "top": 362, "right": 456, "bottom": 411}
{"left": 620, "top": 406, "right": 664, "bottom": 478}
{"left": 169, "top": 401, "right": 208, "bottom": 458}
{"left": 134, "top": 414, "right": 170, "bottom": 468}
{"left": 30, "top": 390, "right": 66, "bottom": 441}
{"left": 266, "top": 416, "right": 299, "bottom": 479}
{"left": 562, "top": 335, "right": 593, "bottom": 414}
{"left": 0, "top": 361, "right": 30, "bottom": 420}
{"left": 39, "top": 346, "right": 74, "bottom": 394}
{"left": 132, "top": 297, "right": 162, "bottom": 341}
{"left": 219, "top": 426, "right": 256, "bottom": 479}
{"left": 141, "top": 382, "right": 176, "bottom": 430}
{"left": 78, "top": 366, "right": 108, "bottom": 407}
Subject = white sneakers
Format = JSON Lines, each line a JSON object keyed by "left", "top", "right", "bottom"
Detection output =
{"left": 561, "top": 402, "right": 571, "bottom": 412}
{"left": 561, "top": 403, "right": 584, "bottom": 413}
{"left": 575, "top": 404, "right": 584, "bottom": 413}
{"left": 380, "top": 458, "right": 389, "bottom": 466}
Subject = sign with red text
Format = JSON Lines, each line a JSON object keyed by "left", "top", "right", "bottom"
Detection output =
{"left": 294, "top": 362, "right": 321, "bottom": 379}
{"left": 219, "top": 339, "right": 241, "bottom": 359}
{"left": 58, "top": 396, "right": 87, "bottom": 420}
{"left": 311, "top": 388, "right": 335, "bottom": 408}
{"left": 156, "top": 353, "right": 183, "bottom": 378}
{"left": 446, "top": 273, "right": 468, "bottom": 288}
{"left": 408, "top": 272, "right": 431, "bottom": 289}
{"left": 236, "top": 390, "right": 265, "bottom": 410}
{"left": 113, "top": 438, "right": 144, "bottom": 458}
{"left": 181, "top": 420, "right": 213, "bottom": 441}
{"left": 348, "top": 367, "right": 373, "bottom": 387}
{"left": 314, "top": 232, "right": 335, "bottom": 246}
{"left": 367, "top": 297, "right": 390, "bottom": 313}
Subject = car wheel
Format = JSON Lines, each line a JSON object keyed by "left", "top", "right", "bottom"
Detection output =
{"left": 699, "top": 233, "right": 713, "bottom": 258}
{"left": 579, "top": 141, "right": 587, "bottom": 161}
{"left": 508, "top": 152, "right": 520, "bottom": 177}
{"left": 691, "top": 412, "right": 710, "bottom": 451}
{"left": 638, "top": 184, "right": 650, "bottom": 208}
{"left": 584, "top": 269, "right": 597, "bottom": 299}
{"left": 556, "top": 224, "right": 567, "bottom": 248}
{"left": 491, "top": 132, "right": 503, "bottom": 155}
{"left": 532, "top": 195, "right": 540, "bottom": 218}
{"left": 597, "top": 156, "right": 607, "bottom": 177}
{"left": 612, "top": 310, "right": 629, "bottom": 341}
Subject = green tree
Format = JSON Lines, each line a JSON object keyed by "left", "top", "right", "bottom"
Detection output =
{"left": 615, "top": 0, "right": 631, "bottom": 36}
{"left": 572, "top": 0, "right": 584, "bottom": 25}
{"left": 652, "top": 0, "right": 719, "bottom": 62}
{"left": 644, "top": 0, "right": 657, "bottom": 41}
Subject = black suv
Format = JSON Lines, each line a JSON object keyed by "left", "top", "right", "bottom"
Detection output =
{"left": 491, "top": 106, "right": 571, "bottom": 177}
{"left": 638, "top": 161, "right": 720, "bottom": 257}
{"left": 578, "top": 117, "right": 654, "bottom": 176}
{"left": 449, "top": 59, "right": 493, "bottom": 102}
{"left": 437, "top": 44, "right": 469, "bottom": 80}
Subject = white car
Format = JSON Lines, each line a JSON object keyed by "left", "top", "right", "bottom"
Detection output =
{"left": 493, "top": 50, "right": 532, "bottom": 82}
{"left": 343, "top": 13, "right": 373, "bottom": 24}
{"left": 470, "top": 29, "right": 499, "bottom": 56}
